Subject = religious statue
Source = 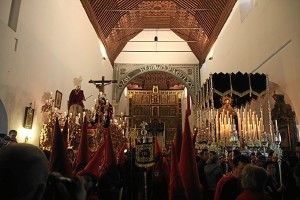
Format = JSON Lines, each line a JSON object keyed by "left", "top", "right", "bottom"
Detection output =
{"left": 92, "top": 89, "right": 113, "bottom": 128}
{"left": 68, "top": 76, "right": 86, "bottom": 122}
{"left": 88, "top": 76, "right": 117, "bottom": 126}
{"left": 218, "top": 95, "right": 236, "bottom": 116}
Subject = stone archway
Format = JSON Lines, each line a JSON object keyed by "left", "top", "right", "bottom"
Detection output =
{"left": 113, "top": 63, "right": 200, "bottom": 103}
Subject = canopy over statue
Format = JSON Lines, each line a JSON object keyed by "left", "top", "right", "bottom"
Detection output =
{"left": 200, "top": 72, "right": 268, "bottom": 109}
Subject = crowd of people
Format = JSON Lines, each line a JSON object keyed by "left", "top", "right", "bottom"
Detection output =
{"left": 198, "top": 146, "right": 300, "bottom": 200}
{"left": 1, "top": 129, "right": 300, "bottom": 200}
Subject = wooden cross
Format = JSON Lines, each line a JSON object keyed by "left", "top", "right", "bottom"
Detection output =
{"left": 89, "top": 76, "right": 117, "bottom": 92}
{"left": 146, "top": 120, "right": 164, "bottom": 137}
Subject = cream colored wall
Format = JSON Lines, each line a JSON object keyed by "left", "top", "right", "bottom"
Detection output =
{"left": 201, "top": 0, "right": 300, "bottom": 125}
{"left": 0, "top": 0, "right": 113, "bottom": 145}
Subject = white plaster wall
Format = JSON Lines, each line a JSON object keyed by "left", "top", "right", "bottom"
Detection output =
{"left": 201, "top": 0, "right": 300, "bottom": 124}
{"left": 0, "top": 0, "right": 113, "bottom": 145}
{"left": 0, "top": 0, "right": 11, "bottom": 25}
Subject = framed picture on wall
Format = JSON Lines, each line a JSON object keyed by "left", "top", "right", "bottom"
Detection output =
{"left": 54, "top": 90, "right": 62, "bottom": 109}
{"left": 23, "top": 106, "right": 34, "bottom": 129}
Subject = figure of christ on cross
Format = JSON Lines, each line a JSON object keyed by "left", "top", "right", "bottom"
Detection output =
{"left": 89, "top": 75, "right": 117, "bottom": 93}
{"left": 89, "top": 76, "right": 116, "bottom": 126}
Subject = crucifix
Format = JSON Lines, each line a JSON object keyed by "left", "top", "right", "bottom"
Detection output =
{"left": 146, "top": 120, "right": 164, "bottom": 137}
{"left": 89, "top": 76, "right": 117, "bottom": 93}
{"left": 89, "top": 76, "right": 116, "bottom": 126}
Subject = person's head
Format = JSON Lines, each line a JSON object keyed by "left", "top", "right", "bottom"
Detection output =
{"left": 209, "top": 155, "right": 219, "bottom": 165}
{"left": 268, "top": 150, "right": 274, "bottom": 157}
{"left": 232, "top": 154, "right": 250, "bottom": 179}
{"left": 207, "top": 151, "right": 217, "bottom": 164}
{"left": 241, "top": 164, "right": 268, "bottom": 192}
{"left": 200, "top": 148, "right": 209, "bottom": 161}
{"left": 0, "top": 143, "right": 48, "bottom": 200}
{"left": 295, "top": 142, "right": 300, "bottom": 159}
{"left": 255, "top": 155, "right": 267, "bottom": 167}
{"left": 250, "top": 152, "right": 256, "bottom": 163}
{"left": 264, "top": 160, "right": 277, "bottom": 177}
{"left": 67, "top": 148, "right": 75, "bottom": 161}
{"left": 209, "top": 150, "right": 217, "bottom": 159}
{"left": 76, "top": 85, "right": 81, "bottom": 90}
{"left": 8, "top": 129, "right": 17, "bottom": 139}
{"left": 233, "top": 148, "right": 241, "bottom": 156}
{"left": 256, "top": 151, "right": 262, "bottom": 157}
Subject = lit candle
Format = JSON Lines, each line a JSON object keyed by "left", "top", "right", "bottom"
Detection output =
{"left": 220, "top": 124, "right": 224, "bottom": 138}
{"left": 238, "top": 114, "right": 241, "bottom": 137}
{"left": 260, "top": 109, "right": 263, "bottom": 125}
{"left": 257, "top": 125, "right": 261, "bottom": 140}
{"left": 216, "top": 114, "right": 219, "bottom": 135}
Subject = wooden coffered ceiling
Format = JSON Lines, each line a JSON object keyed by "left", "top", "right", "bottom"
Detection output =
{"left": 80, "top": 0, "right": 237, "bottom": 66}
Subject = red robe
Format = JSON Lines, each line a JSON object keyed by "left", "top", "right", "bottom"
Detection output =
{"left": 68, "top": 89, "right": 85, "bottom": 110}
{"left": 214, "top": 173, "right": 234, "bottom": 200}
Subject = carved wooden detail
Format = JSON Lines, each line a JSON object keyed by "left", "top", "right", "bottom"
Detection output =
{"left": 129, "top": 88, "right": 182, "bottom": 148}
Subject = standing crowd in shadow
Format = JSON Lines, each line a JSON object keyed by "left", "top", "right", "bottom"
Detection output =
{"left": 1, "top": 133, "right": 300, "bottom": 200}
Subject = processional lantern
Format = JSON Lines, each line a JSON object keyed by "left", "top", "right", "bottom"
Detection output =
{"left": 135, "top": 121, "right": 155, "bottom": 168}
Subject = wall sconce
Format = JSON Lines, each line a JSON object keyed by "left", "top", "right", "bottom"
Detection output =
{"left": 21, "top": 128, "right": 33, "bottom": 143}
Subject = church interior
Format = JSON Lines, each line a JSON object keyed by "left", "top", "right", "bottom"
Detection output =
{"left": 1, "top": 0, "right": 300, "bottom": 199}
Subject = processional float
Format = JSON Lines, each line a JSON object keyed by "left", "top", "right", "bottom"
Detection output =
{"left": 196, "top": 72, "right": 283, "bottom": 185}
{"left": 39, "top": 76, "right": 126, "bottom": 155}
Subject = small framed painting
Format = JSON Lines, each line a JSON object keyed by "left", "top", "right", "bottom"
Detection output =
{"left": 54, "top": 90, "right": 62, "bottom": 109}
{"left": 23, "top": 106, "right": 34, "bottom": 129}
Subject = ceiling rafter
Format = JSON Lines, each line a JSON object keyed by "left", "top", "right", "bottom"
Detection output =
{"left": 80, "top": 0, "right": 237, "bottom": 66}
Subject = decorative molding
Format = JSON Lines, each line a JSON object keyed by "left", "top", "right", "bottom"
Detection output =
{"left": 113, "top": 63, "right": 199, "bottom": 103}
